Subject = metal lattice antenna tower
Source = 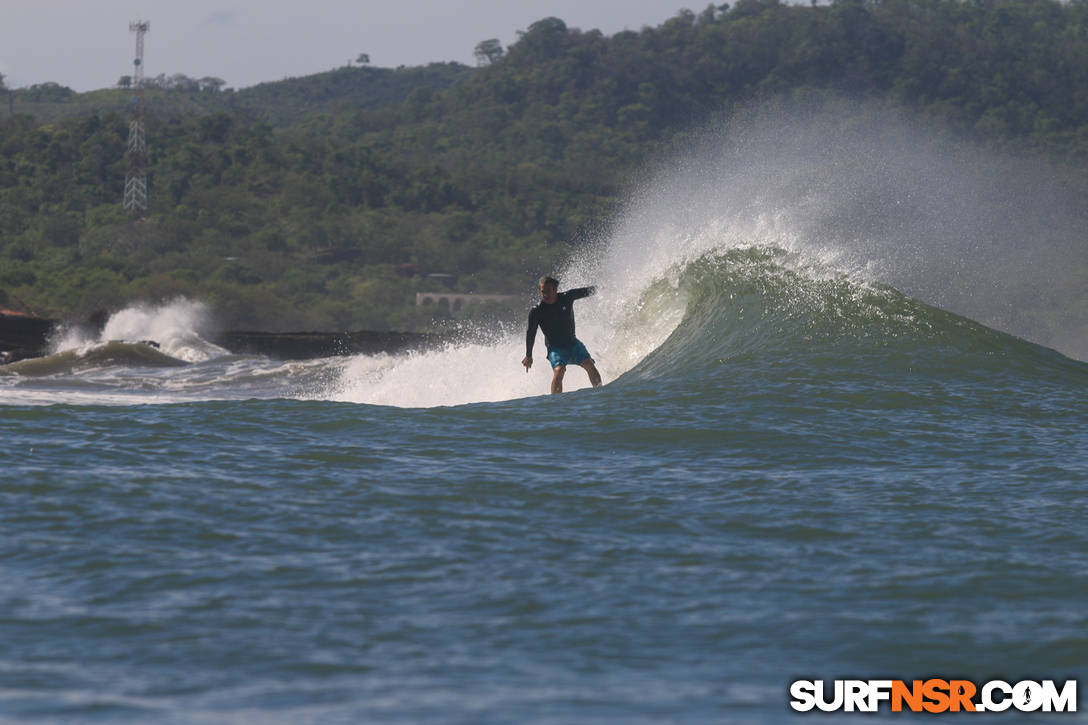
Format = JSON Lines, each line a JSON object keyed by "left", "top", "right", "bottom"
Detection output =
{"left": 123, "top": 20, "right": 150, "bottom": 217}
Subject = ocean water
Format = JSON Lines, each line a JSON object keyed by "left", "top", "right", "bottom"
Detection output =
{"left": 3, "top": 113, "right": 1088, "bottom": 723}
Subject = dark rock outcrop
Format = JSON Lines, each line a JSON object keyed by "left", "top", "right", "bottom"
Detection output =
{"left": 0, "top": 312, "right": 55, "bottom": 364}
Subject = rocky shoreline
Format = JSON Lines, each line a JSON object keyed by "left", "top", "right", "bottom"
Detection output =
{"left": 0, "top": 312, "right": 56, "bottom": 364}
{"left": 0, "top": 312, "right": 440, "bottom": 364}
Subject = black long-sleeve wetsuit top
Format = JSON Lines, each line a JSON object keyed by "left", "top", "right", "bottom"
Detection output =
{"left": 525, "top": 286, "right": 596, "bottom": 357}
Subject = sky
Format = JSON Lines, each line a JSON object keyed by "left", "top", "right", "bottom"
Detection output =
{"left": 0, "top": 0, "right": 696, "bottom": 92}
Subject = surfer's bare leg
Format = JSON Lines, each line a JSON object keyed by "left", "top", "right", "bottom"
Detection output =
{"left": 551, "top": 365, "right": 565, "bottom": 394}
{"left": 580, "top": 359, "right": 602, "bottom": 388}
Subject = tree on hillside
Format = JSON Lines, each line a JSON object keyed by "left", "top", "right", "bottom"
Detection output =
{"left": 513, "top": 18, "right": 569, "bottom": 60}
{"left": 356, "top": 53, "right": 371, "bottom": 66}
{"left": 171, "top": 74, "right": 201, "bottom": 92}
{"left": 474, "top": 39, "right": 504, "bottom": 66}
{"left": 22, "top": 82, "right": 75, "bottom": 102}
{"left": 199, "top": 77, "right": 227, "bottom": 93}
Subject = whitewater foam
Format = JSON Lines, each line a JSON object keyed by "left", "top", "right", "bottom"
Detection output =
{"left": 330, "top": 272, "right": 692, "bottom": 407}
{"left": 332, "top": 341, "right": 586, "bottom": 408}
{"left": 595, "top": 101, "right": 1088, "bottom": 361}
{"left": 49, "top": 299, "right": 229, "bottom": 364}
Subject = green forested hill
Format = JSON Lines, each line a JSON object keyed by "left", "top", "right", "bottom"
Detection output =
{"left": 3, "top": 63, "right": 473, "bottom": 127}
{"left": 2, "top": 0, "right": 1087, "bottom": 330}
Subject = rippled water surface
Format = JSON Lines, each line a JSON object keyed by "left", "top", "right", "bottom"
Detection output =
{"left": 3, "top": 267, "right": 1087, "bottom": 721}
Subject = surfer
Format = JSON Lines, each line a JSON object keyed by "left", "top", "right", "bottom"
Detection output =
{"left": 522, "top": 276, "right": 603, "bottom": 394}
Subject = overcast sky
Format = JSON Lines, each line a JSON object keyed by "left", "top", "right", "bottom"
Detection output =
{"left": 0, "top": 1, "right": 694, "bottom": 92}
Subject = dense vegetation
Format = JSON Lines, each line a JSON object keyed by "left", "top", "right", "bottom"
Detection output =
{"left": 1, "top": 0, "right": 1086, "bottom": 330}
{"left": 7, "top": 63, "right": 473, "bottom": 128}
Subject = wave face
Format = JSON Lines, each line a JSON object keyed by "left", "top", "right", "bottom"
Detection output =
{"left": 614, "top": 247, "right": 1079, "bottom": 387}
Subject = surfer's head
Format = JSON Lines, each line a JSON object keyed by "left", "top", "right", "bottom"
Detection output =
{"left": 538, "top": 276, "right": 559, "bottom": 303}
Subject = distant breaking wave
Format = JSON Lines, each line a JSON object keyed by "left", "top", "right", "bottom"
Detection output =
{"left": 46, "top": 299, "right": 229, "bottom": 364}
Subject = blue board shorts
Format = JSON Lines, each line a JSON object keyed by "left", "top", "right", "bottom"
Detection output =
{"left": 546, "top": 339, "right": 592, "bottom": 369}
